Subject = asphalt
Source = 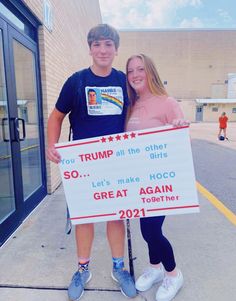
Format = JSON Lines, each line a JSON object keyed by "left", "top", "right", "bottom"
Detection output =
{"left": 0, "top": 122, "right": 236, "bottom": 301}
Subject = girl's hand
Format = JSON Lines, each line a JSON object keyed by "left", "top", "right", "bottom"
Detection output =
{"left": 172, "top": 119, "right": 190, "bottom": 127}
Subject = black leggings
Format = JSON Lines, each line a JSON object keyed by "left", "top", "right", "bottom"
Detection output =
{"left": 140, "top": 216, "right": 176, "bottom": 272}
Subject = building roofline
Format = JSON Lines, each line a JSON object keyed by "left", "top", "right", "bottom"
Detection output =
{"left": 196, "top": 99, "right": 236, "bottom": 104}
{"left": 119, "top": 28, "right": 236, "bottom": 32}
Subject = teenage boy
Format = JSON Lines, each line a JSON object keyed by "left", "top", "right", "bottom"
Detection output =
{"left": 47, "top": 24, "right": 137, "bottom": 300}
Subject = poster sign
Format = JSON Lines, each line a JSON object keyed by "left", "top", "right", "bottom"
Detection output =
{"left": 55, "top": 125, "right": 199, "bottom": 224}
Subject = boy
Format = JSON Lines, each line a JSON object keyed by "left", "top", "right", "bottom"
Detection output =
{"left": 47, "top": 24, "right": 136, "bottom": 300}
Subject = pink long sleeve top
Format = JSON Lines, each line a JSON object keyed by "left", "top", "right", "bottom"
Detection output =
{"left": 126, "top": 95, "right": 184, "bottom": 132}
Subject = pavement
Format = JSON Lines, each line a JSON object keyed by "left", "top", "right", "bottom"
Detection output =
{"left": 0, "top": 122, "right": 236, "bottom": 301}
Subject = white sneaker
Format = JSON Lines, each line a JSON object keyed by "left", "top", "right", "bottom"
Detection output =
{"left": 156, "top": 269, "right": 183, "bottom": 301}
{"left": 135, "top": 265, "right": 165, "bottom": 292}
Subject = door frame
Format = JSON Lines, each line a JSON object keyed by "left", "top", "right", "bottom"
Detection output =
{"left": 0, "top": 8, "right": 47, "bottom": 246}
{"left": 195, "top": 104, "right": 203, "bottom": 122}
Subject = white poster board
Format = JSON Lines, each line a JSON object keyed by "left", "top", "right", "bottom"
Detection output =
{"left": 56, "top": 125, "right": 199, "bottom": 224}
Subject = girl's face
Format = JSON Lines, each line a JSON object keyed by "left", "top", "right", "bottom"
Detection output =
{"left": 127, "top": 57, "right": 148, "bottom": 94}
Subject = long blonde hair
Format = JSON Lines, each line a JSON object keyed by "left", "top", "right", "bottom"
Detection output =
{"left": 126, "top": 54, "right": 168, "bottom": 107}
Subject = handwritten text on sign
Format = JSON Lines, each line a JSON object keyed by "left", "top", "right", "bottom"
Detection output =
{"left": 55, "top": 125, "right": 199, "bottom": 224}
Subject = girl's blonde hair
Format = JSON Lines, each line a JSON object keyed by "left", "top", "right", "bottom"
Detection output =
{"left": 126, "top": 54, "right": 168, "bottom": 106}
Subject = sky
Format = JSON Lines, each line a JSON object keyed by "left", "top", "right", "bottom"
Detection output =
{"left": 99, "top": 0, "right": 236, "bottom": 30}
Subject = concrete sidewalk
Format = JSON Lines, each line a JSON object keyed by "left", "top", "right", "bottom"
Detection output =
{"left": 190, "top": 121, "right": 236, "bottom": 150}
{"left": 0, "top": 122, "right": 236, "bottom": 301}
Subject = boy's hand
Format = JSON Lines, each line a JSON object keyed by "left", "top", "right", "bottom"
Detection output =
{"left": 47, "top": 145, "right": 61, "bottom": 164}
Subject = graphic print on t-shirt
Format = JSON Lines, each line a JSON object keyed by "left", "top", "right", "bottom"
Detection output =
{"left": 85, "top": 86, "right": 124, "bottom": 116}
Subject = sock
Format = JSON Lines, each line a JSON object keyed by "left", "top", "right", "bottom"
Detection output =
{"left": 78, "top": 258, "right": 90, "bottom": 272}
{"left": 112, "top": 257, "right": 124, "bottom": 270}
{"left": 151, "top": 263, "right": 161, "bottom": 269}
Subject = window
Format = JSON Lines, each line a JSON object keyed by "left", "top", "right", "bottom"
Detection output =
{"left": 0, "top": 1, "right": 36, "bottom": 40}
{"left": 196, "top": 107, "right": 202, "bottom": 113}
{"left": 212, "top": 107, "right": 218, "bottom": 112}
{"left": 232, "top": 108, "right": 236, "bottom": 113}
{"left": 0, "top": 3, "right": 24, "bottom": 30}
{"left": 43, "top": 0, "right": 53, "bottom": 32}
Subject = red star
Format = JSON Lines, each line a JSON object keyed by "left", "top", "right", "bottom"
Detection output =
{"left": 130, "top": 132, "right": 136, "bottom": 138}
{"left": 123, "top": 133, "right": 129, "bottom": 139}
{"left": 115, "top": 134, "right": 121, "bottom": 141}
{"left": 101, "top": 137, "right": 106, "bottom": 143}
{"left": 108, "top": 136, "right": 114, "bottom": 142}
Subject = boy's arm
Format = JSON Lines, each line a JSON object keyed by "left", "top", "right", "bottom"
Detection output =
{"left": 47, "top": 108, "right": 66, "bottom": 163}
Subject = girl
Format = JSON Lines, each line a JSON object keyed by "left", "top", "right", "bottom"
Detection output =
{"left": 126, "top": 54, "right": 188, "bottom": 301}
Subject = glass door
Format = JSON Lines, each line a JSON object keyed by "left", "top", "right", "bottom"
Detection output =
{"left": 12, "top": 38, "right": 43, "bottom": 200}
{"left": 0, "top": 18, "right": 46, "bottom": 246}
{"left": 0, "top": 27, "right": 15, "bottom": 224}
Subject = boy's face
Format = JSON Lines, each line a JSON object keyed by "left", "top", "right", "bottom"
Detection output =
{"left": 89, "top": 39, "right": 117, "bottom": 69}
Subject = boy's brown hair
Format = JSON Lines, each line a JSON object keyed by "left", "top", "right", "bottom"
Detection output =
{"left": 87, "top": 24, "right": 120, "bottom": 49}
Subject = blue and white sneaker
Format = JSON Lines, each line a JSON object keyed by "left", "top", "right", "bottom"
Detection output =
{"left": 111, "top": 267, "right": 137, "bottom": 298}
{"left": 68, "top": 269, "right": 92, "bottom": 301}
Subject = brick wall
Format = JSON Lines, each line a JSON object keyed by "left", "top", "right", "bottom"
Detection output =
{"left": 113, "top": 29, "right": 236, "bottom": 122}
{"left": 23, "top": 0, "right": 102, "bottom": 193}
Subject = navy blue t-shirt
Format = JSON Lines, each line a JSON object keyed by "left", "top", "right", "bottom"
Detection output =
{"left": 56, "top": 68, "right": 129, "bottom": 140}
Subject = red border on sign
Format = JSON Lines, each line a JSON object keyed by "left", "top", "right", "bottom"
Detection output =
{"left": 147, "top": 204, "right": 199, "bottom": 212}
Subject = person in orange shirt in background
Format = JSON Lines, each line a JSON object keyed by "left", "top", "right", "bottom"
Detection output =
{"left": 218, "top": 112, "right": 228, "bottom": 140}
